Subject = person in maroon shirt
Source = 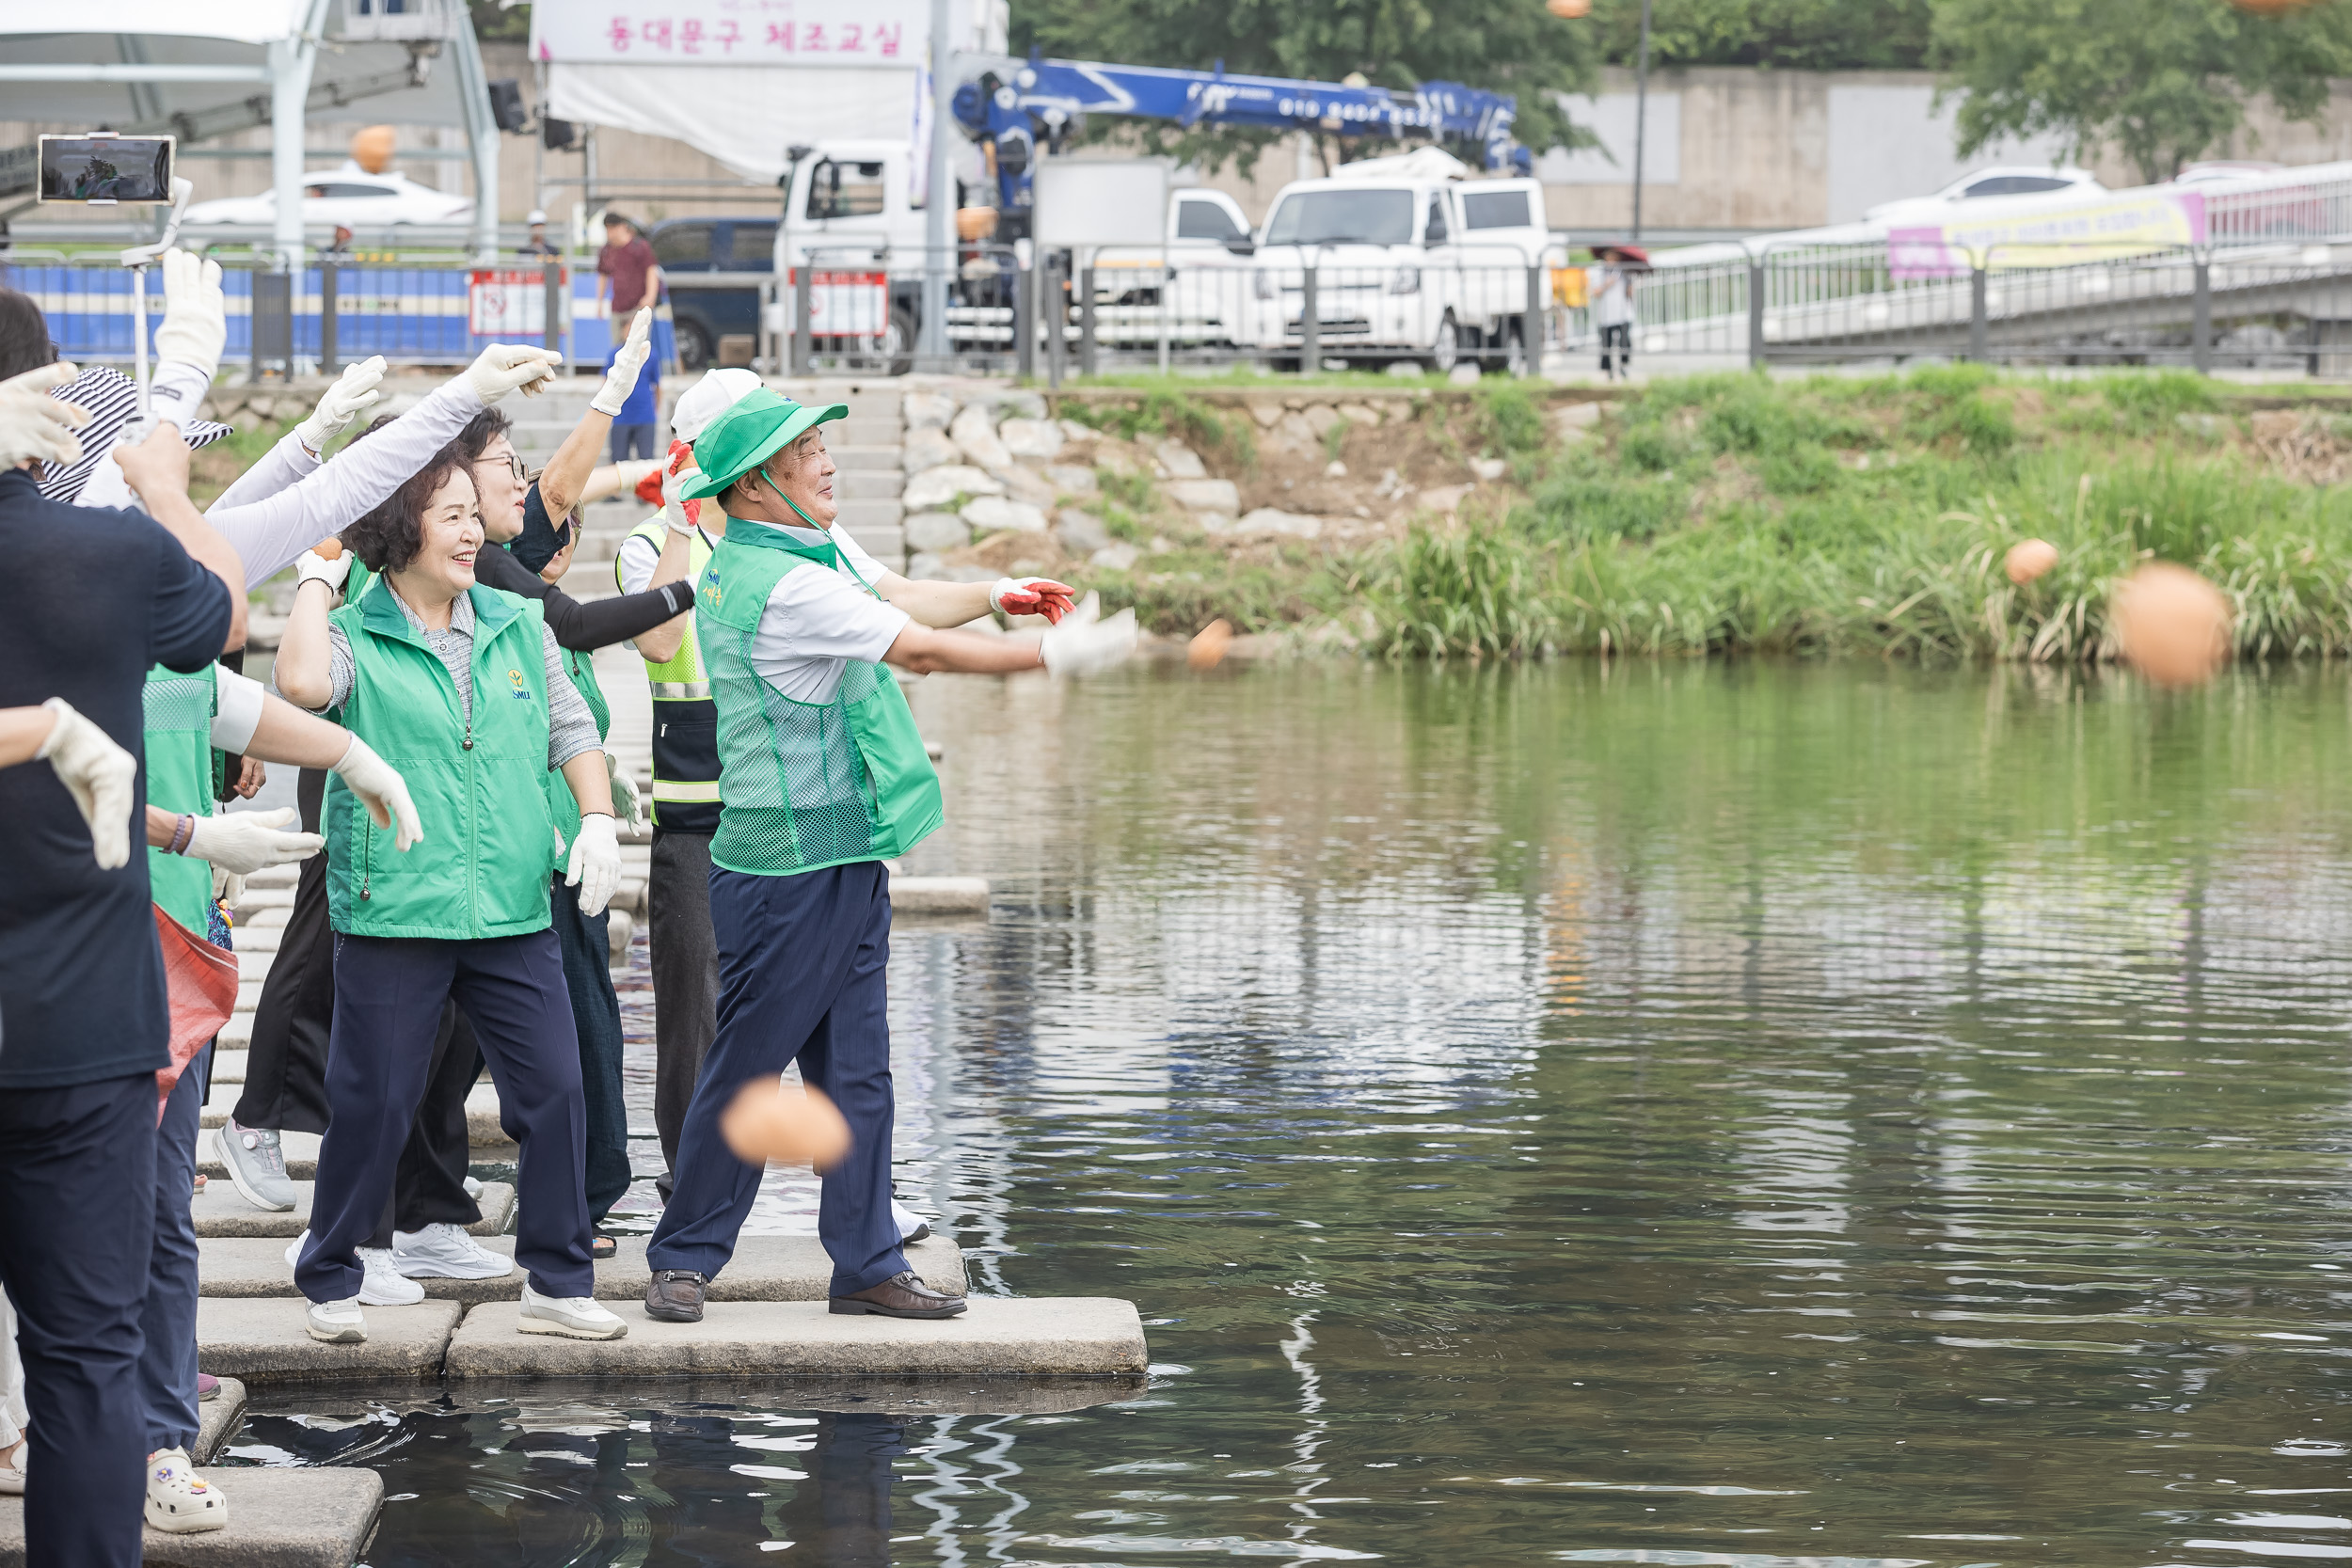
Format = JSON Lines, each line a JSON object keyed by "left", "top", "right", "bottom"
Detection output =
{"left": 596, "top": 214, "right": 660, "bottom": 320}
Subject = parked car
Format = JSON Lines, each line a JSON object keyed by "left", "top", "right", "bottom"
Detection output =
{"left": 649, "top": 215, "right": 777, "bottom": 372}
{"left": 1865, "top": 166, "right": 2105, "bottom": 222}
{"left": 180, "top": 165, "right": 473, "bottom": 229}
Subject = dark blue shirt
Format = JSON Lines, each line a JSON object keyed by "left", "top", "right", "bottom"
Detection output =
{"left": 0, "top": 467, "right": 234, "bottom": 1089}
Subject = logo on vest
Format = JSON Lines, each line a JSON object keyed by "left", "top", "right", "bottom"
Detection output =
{"left": 703, "top": 567, "right": 721, "bottom": 605}
{"left": 507, "top": 668, "right": 532, "bottom": 701}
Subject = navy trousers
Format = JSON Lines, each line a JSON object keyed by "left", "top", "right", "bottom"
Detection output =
{"left": 646, "top": 861, "right": 905, "bottom": 1294}
{"left": 550, "top": 876, "right": 633, "bottom": 1222}
{"left": 139, "top": 1052, "right": 204, "bottom": 1453}
{"left": 301, "top": 928, "right": 596, "bottom": 1302}
{"left": 0, "top": 1070, "right": 157, "bottom": 1568}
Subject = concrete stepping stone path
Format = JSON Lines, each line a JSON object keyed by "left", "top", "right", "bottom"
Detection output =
{"left": 0, "top": 1467, "right": 382, "bottom": 1568}
{"left": 199, "top": 1298, "right": 462, "bottom": 1386}
{"left": 192, "top": 1180, "right": 516, "bottom": 1241}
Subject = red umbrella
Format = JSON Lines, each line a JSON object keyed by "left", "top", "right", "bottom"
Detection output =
{"left": 1596, "top": 242, "right": 1650, "bottom": 266}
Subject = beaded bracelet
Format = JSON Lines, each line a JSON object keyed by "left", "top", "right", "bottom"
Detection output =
{"left": 167, "top": 815, "right": 195, "bottom": 855}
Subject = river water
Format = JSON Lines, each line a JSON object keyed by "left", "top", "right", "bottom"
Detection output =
{"left": 232, "top": 660, "right": 2352, "bottom": 1566}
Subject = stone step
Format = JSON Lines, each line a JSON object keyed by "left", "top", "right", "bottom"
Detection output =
{"left": 196, "top": 1375, "right": 246, "bottom": 1464}
{"left": 837, "top": 468, "right": 902, "bottom": 501}
{"left": 893, "top": 876, "right": 991, "bottom": 916}
{"left": 197, "top": 1232, "right": 966, "bottom": 1305}
{"left": 199, "top": 1296, "right": 461, "bottom": 1385}
{"left": 446, "top": 1296, "right": 1149, "bottom": 1379}
{"left": 833, "top": 443, "right": 903, "bottom": 473}
{"left": 213, "top": 1048, "right": 246, "bottom": 1084}
{"left": 193, "top": 1180, "right": 516, "bottom": 1240}
{"left": 0, "top": 1465, "right": 382, "bottom": 1568}
{"left": 200, "top": 1129, "right": 321, "bottom": 1182}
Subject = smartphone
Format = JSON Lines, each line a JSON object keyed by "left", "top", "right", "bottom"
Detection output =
{"left": 37, "top": 134, "right": 175, "bottom": 205}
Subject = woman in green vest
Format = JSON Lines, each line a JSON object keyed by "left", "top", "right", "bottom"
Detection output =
{"left": 274, "top": 446, "right": 628, "bottom": 1347}
{"left": 641, "top": 389, "right": 1137, "bottom": 1327}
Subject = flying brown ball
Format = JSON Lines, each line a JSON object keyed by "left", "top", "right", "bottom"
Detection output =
{"left": 720, "top": 1080, "right": 851, "bottom": 1172}
{"left": 2111, "top": 562, "right": 2233, "bottom": 689}
{"left": 2004, "top": 538, "right": 2058, "bottom": 586}
{"left": 1547, "top": 0, "right": 1594, "bottom": 15}
{"left": 1187, "top": 618, "right": 1234, "bottom": 670}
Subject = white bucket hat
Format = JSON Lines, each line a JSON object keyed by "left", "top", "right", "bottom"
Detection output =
{"left": 670, "top": 367, "right": 764, "bottom": 444}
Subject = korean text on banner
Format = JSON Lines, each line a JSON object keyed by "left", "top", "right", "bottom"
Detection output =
{"left": 532, "top": 4, "right": 923, "bottom": 64}
{"left": 469, "top": 269, "right": 548, "bottom": 336}
{"left": 1890, "top": 191, "right": 2209, "bottom": 278}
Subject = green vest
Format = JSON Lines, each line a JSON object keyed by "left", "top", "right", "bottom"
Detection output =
{"left": 618, "top": 517, "right": 722, "bottom": 832}
{"left": 325, "top": 584, "right": 564, "bottom": 939}
{"left": 698, "top": 521, "right": 943, "bottom": 877}
{"left": 142, "top": 663, "right": 217, "bottom": 938}
{"left": 543, "top": 642, "right": 612, "bottom": 851}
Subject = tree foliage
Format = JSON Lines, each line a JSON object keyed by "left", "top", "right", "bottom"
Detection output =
{"left": 1582, "top": 0, "right": 1933, "bottom": 71}
{"left": 1933, "top": 0, "right": 2352, "bottom": 184}
{"left": 1010, "top": 0, "right": 1600, "bottom": 173}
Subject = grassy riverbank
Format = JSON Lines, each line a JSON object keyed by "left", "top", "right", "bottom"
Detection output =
{"left": 1080, "top": 370, "right": 2352, "bottom": 662}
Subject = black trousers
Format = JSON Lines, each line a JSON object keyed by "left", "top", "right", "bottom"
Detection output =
{"left": 240, "top": 766, "right": 484, "bottom": 1236}
{"left": 0, "top": 1071, "right": 156, "bottom": 1568}
{"left": 1599, "top": 321, "right": 1633, "bottom": 374}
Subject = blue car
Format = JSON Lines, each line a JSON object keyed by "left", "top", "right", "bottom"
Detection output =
{"left": 650, "top": 215, "right": 775, "bottom": 372}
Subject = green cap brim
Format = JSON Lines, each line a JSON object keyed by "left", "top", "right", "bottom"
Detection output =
{"left": 679, "top": 401, "right": 849, "bottom": 501}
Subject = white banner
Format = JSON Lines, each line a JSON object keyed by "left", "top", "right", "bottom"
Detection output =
{"left": 532, "top": 2, "right": 925, "bottom": 66}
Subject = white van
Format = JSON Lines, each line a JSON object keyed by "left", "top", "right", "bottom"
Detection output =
{"left": 1184, "top": 150, "right": 1549, "bottom": 371}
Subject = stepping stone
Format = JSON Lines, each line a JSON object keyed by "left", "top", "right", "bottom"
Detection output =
{"left": 192, "top": 1180, "right": 515, "bottom": 1240}
{"left": 467, "top": 1083, "right": 516, "bottom": 1149}
{"left": 197, "top": 1232, "right": 964, "bottom": 1305}
{"left": 198, "top": 1297, "right": 460, "bottom": 1386}
{"left": 445, "top": 1296, "right": 1148, "bottom": 1379}
{"left": 196, "top": 1375, "right": 246, "bottom": 1464}
{"left": 199, "top": 1130, "right": 319, "bottom": 1181}
{"left": 891, "top": 876, "right": 991, "bottom": 915}
{"left": 0, "top": 1465, "right": 380, "bottom": 1568}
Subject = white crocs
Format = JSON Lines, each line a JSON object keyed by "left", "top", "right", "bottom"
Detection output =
{"left": 144, "top": 1447, "right": 228, "bottom": 1533}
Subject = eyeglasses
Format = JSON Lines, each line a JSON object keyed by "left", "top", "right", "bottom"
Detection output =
{"left": 477, "top": 451, "right": 528, "bottom": 483}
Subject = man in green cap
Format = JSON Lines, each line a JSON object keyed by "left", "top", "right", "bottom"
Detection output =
{"left": 642, "top": 388, "right": 1136, "bottom": 1323}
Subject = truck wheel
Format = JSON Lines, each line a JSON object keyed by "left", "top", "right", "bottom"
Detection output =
{"left": 882, "top": 308, "right": 917, "bottom": 376}
{"left": 1425, "top": 310, "right": 1462, "bottom": 374}
{"left": 676, "top": 321, "right": 713, "bottom": 373}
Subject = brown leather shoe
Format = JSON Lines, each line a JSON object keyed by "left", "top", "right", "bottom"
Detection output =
{"left": 644, "top": 1269, "right": 707, "bottom": 1323}
{"left": 829, "top": 1271, "right": 967, "bottom": 1319}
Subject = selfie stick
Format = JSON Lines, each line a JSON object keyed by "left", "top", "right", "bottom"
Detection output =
{"left": 118, "top": 177, "right": 194, "bottom": 429}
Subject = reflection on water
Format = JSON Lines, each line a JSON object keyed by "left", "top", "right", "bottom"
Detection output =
{"left": 236, "top": 661, "right": 2352, "bottom": 1565}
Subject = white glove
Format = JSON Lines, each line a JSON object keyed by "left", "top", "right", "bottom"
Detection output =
{"left": 211, "top": 864, "right": 245, "bottom": 910}
{"left": 0, "top": 363, "right": 91, "bottom": 469}
{"left": 34, "top": 697, "right": 135, "bottom": 869}
{"left": 152, "top": 249, "right": 227, "bottom": 381}
{"left": 295, "top": 355, "right": 386, "bottom": 454}
{"left": 662, "top": 462, "right": 705, "bottom": 536}
{"left": 182, "top": 807, "right": 324, "bottom": 876}
{"left": 463, "top": 343, "right": 564, "bottom": 405}
{"left": 295, "top": 546, "right": 352, "bottom": 606}
{"left": 565, "top": 811, "right": 622, "bottom": 917}
{"left": 1038, "top": 592, "right": 1138, "bottom": 678}
{"left": 591, "top": 309, "right": 653, "bottom": 417}
{"left": 605, "top": 751, "right": 644, "bottom": 832}
{"left": 330, "top": 734, "right": 424, "bottom": 850}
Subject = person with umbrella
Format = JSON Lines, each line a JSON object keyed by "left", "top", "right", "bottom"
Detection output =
{"left": 1589, "top": 243, "right": 1647, "bottom": 381}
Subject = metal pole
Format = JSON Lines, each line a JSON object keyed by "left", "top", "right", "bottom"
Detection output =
{"left": 2192, "top": 255, "right": 2213, "bottom": 374}
{"left": 919, "top": 0, "right": 952, "bottom": 366}
{"left": 1300, "top": 264, "right": 1320, "bottom": 372}
{"left": 319, "top": 259, "right": 338, "bottom": 373}
{"left": 1969, "top": 261, "right": 1989, "bottom": 362}
{"left": 1631, "top": 0, "right": 1653, "bottom": 243}
{"left": 791, "top": 258, "right": 813, "bottom": 377}
{"left": 1016, "top": 260, "right": 1035, "bottom": 381}
{"left": 1523, "top": 263, "right": 1544, "bottom": 376}
{"left": 543, "top": 258, "right": 563, "bottom": 354}
{"left": 1046, "top": 257, "right": 1066, "bottom": 389}
{"left": 1079, "top": 260, "right": 1098, "bottom": 377}
{"left": 1747, "top": 255, "right": 1765, "bottom": 369}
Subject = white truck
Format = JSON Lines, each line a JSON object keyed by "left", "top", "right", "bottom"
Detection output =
{"left": 1172, "top": 148, "right": 1552, "bottom": 372}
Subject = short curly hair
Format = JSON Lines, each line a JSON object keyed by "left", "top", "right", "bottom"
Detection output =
{"left": 342, "top": 447, "right": 474, "bottom": 574}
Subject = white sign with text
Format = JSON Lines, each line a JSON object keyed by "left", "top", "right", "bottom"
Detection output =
{"left": 532, "top": 3, "right": 925, "bottom": 66}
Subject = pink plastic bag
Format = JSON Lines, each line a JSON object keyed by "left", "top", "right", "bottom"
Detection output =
{"left": 153, "top": 904, "right": 237, "bottom": 1125}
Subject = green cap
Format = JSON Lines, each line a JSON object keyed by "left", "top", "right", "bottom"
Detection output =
{"left": 679, "top": 388, "right": 849, "bottom": 502}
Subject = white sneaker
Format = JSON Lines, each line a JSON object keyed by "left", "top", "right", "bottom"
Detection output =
{"left": 517, "top": 1280, "right": 628, "bottom": 1340}
{"left": 282, "top": 1231, "right": 424, "bottom": 1305}
{"left": 892, "top": 1199, "right": 932, "bottom": 1243}
{"left": 463, "top": 1175, "right": 483, "bottom": 1199}
{"left": 304, "top": 1296, "right": 367, "bottom": 1344}
{"left": 144, "top": 1447, "right": 227, "bottom": 1533}
{"left": 393, "top": 1223, "right": 514, "bottom": 1280}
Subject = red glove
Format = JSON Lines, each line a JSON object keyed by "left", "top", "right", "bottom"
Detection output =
{"left": 991, "top": 577, "right": 1076, "bottom": 624}
{"left": 646, "top": 438, "right": 700, "bottom": 527}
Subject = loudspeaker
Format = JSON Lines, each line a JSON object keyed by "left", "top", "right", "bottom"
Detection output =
{"left": 487, "top": 78, "right": 530, "bottom": 134}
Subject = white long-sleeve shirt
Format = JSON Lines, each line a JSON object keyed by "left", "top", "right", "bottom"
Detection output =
{"left": 76, "top": 367, "right": 489, "bottom": 589}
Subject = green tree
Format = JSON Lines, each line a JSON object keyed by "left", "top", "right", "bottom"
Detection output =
{"left": 1585, "top": 0, "right": 1933, "bottom": 71}
{"left": 1010, "top": 0, "right": 1600, "bottom": 173}
{"left": 1933, "top": 0, "right": 2352, "bottom": 184}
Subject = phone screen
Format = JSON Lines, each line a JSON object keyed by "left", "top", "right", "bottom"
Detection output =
{"left": 38, "top": 135, "right": 175, "bottom": 204}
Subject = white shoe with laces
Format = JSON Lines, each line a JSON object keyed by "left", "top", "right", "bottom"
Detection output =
{"left": 0, "top": 1442, "right": 24, "bottom": 1496}
{"left": 517, "top": 1280, "right": 628, "bottom": 1340}
{"left": 144, "top": 1447, "right": 227, "bottom": 1533}
{"left": 392, "top": 1223, "right": 514, "bottom": 1280}
{"left": 282, "top": 1230, "right": 425, "bottom": 1305}
{"left": 304, "top": 1296, "right": 367, "bottom": 1344}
